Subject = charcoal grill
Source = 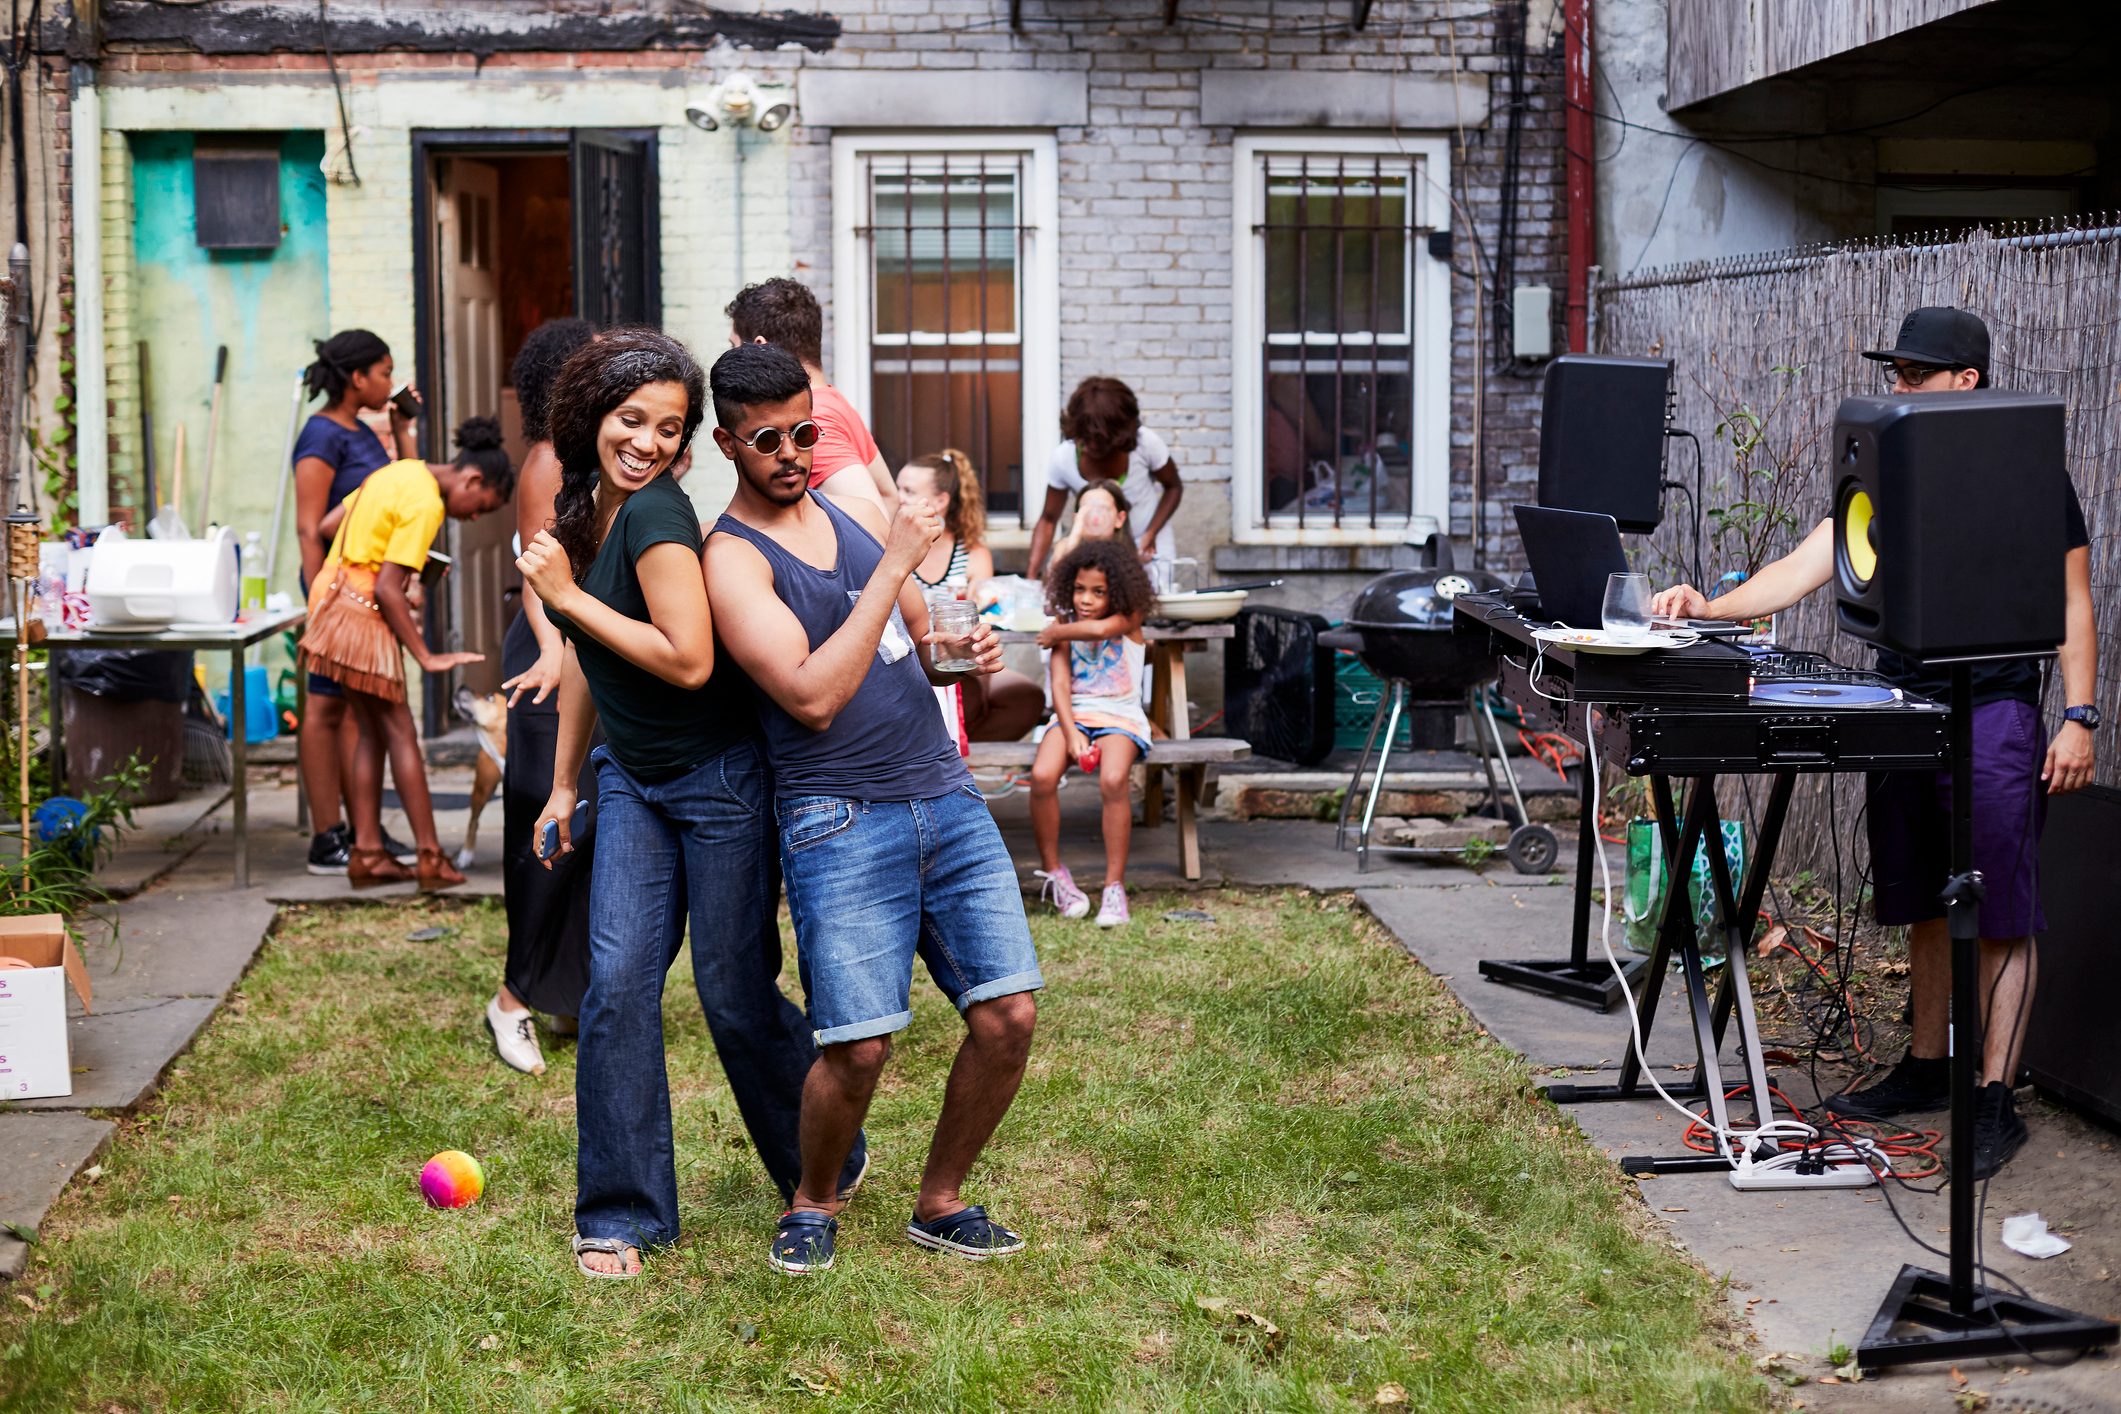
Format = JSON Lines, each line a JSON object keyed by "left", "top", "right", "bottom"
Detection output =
{"left": 1330, "top": 536, "right": 1559, "bottom": 875}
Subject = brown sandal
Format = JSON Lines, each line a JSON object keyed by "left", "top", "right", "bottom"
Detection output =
{"left": 417, "top": 846, "right": 466, "bottom": 893}
{"left": 348, "top": 846, "right": 413, "bottom": 888}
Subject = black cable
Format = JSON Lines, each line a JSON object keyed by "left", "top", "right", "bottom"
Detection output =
{"left": 1663, "top": 428, "right": 1706, "bottom": 590}
{"left": 319, "top": 0, "right": 359, "bottom": 187}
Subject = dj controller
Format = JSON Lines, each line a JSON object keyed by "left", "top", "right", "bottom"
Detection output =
{"left": 1455, "top": 595, "right": 1949, "bottom": 777}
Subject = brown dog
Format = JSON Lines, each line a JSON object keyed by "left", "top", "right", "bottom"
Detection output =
{"left": 453, "top": 686, "right": 507, "bottom": 870}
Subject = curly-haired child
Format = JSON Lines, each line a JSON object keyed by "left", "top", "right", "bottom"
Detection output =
{"left": 1029, "top": 536, "right": 1157, "bottom": 926}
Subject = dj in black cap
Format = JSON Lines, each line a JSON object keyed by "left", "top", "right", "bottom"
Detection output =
{"left": 1651, "top": 306, "right": 2098, "bottom": 1179}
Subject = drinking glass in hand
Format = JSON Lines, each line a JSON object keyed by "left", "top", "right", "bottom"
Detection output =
{"left": 1602, "top": 572, "right": 1653, "bottom": 642}
{"left": 931, "top": 598, "right": 981, "bottom": 673}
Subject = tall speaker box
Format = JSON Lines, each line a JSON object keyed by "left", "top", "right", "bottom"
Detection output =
{"left": 2025, "top": 785, "right": 2121, "bottom": 1129}
{"left": 1537, "top": 354, "right": 1672, "bottom": 533}
{"left": 1831, "top": 391, "right": 2067, "bottom": 660}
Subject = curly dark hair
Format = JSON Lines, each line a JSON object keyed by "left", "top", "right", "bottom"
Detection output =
{"left": 725, "top": 277, "right": 823, "bottom": 367}
{"left": 509, "top": 317, "right": 596, "bottom": 443}
{"left": 303, "top": 329, "right": 390, "bottom": 405}
{"left": 449, "top": 416, "right": 517, "bottom": 502}
{"left": 1046, "top": 535, "right": 1156, "bottom": 623}
{"left": 546, "top": 327, "right": 706, "bottom": 576}
{"left": 1060, "top": 376, "right": 1141, "bottom": 461}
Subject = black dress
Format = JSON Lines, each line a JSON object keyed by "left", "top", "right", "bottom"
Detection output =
{"left": 500, "top": 607, "right": 597, "bottom": 1017}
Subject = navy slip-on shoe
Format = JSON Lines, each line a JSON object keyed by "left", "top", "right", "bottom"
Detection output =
{"left": 770, "top": 1209, "right": 837, "bottom": 1276}
{"left": 905, "top": 1204, "right": 1026, "bottom": 1261}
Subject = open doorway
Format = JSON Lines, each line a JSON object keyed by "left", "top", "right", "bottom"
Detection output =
{"left": 411, "top": 130, "right": 659, "bottom": 722}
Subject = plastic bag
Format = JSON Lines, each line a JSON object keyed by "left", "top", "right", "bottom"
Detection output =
{"left": 52, "top": 649, "right": 195, "bottom": 703}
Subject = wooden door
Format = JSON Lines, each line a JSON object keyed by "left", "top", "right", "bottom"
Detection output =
{"left": 437, "top": 158, "right": 510, "bottom": 698}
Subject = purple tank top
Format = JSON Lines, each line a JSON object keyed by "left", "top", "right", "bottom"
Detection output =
{"left": 711, "top": 493, "right": 969, "bottom": 801}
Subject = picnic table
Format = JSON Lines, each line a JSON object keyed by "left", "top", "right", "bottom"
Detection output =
{"left": 3, "top": 608, "right": 306, "bottom": 889}
{"left": 984, "top": 620, "right": 1249, "bottom": 879}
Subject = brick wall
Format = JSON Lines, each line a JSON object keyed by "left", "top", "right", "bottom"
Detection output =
{"left": 92, "top": 2, "right": 1568, "bottom": 591}
{"left": 101, "top": 128, "right": 139, "bottom": 526}
{"left": 784, "top": 0, "right": 1570, "bottom": 593}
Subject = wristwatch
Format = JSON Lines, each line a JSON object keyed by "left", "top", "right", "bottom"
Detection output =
{"left": 2063, "top": 705, "right": 2101, "bottom": 732}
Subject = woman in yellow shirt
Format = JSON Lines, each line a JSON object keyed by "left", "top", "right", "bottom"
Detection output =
{"left": 305, "top": 417, "right": 514, "bottom": 888}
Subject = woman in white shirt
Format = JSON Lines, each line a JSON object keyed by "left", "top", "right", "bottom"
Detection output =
{"left": 1026, "top": 376, "right": 1184, "bottom": 581}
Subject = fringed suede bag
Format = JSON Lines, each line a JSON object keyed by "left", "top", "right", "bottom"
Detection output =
{"left": 299, "top": 490, "right": 409, "bottom": 702}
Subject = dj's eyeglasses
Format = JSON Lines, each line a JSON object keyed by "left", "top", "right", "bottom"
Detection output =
{"left": 1884, "top": 361, "right": 1961, "bottom": 387}
{"left": 730, "top": 419, "right": 820, "bottom": 455}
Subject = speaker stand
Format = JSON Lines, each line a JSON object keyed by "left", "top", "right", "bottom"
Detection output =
{"left": 1479, "top": 761, "right": 1645, "bottom": 1011}
{"left": 1856, "top": 663, "right": 2116, "bottom": 1369}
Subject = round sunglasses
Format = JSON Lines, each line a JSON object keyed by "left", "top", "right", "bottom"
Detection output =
{"left": 731, "top": 419, "right": 821, "bottom": 455}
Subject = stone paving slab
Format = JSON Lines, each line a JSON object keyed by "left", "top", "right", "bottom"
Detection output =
{"left": 0, "top": 1114, "right": 115, "bottom": 1279}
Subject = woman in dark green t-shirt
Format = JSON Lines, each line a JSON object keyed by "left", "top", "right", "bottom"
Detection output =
{"left": 515, "top": 328, "right": 865, "bottom": 1281}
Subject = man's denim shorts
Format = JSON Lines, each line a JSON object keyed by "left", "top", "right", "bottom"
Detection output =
{"left": 777, "top": 783, "right": 1043, "bottom": 1045}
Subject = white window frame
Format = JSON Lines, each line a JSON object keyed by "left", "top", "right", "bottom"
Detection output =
{"left": 832, "top": 130, "right": 1060, "bottom": 544}
{"left": 1230, "top": 132, "right": 1452, "bottom": 545}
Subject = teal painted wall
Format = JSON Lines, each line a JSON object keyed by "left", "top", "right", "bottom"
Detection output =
{"left": 131, "top": 131, "right": 329, "bottom": 694}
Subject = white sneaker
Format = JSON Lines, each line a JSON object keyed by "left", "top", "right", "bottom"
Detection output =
{"left": 1096, "top": 882, "right": 1130, "bottom": 929}
{"left": 486, "top": 994, "right": 546, "bottom": 1075}
{"left": 1035, "top": 866, "right": 1090, "bottom": 919}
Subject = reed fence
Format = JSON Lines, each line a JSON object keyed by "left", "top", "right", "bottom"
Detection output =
{"left": 1592, "top": 217, "right": 2121, "bottom": 881}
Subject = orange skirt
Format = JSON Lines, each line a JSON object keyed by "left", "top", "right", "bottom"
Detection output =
{"left": 300, "top": 562, "right": 406, "bottom": 702}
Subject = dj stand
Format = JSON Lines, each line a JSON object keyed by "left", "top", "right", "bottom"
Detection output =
{"left": 1455, "top": 593, "right": 1951, "bottom": 1174}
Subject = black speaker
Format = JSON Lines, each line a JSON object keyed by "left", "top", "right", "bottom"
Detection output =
{"left": 1536, "top": 354, "right": 1672, "bottom": 533}
{"left": 1830, "top": 391, "right": 2067, "bottom": 660}
{"left": 2024, "top": 785, "right": 2121, "bottom": 1130}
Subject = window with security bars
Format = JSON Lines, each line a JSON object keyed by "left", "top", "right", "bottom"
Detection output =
{"left": 1256, "top": 154, "right": 1418, "bottom": 529}
{"left": 857, "top": 153, "right": 1028, "bottom": 517}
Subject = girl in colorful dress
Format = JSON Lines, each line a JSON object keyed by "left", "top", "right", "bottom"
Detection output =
{"left": 1027, "top": 536, "right": 1156, "bottom": 927}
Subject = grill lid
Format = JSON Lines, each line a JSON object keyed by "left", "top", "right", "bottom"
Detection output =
{"left": 1346, "top": 534, "right": 1509, "bottom": 632}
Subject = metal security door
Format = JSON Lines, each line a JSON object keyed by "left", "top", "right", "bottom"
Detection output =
{"left": 570, "top": 130, "right": 661, "bottom": 328}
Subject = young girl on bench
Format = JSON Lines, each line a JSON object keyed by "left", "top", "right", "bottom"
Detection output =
{"left": 1028, "top": 537, "right": 1156, "bottom": 928}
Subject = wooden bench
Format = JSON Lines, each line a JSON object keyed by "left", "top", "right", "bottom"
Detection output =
{"left": 966, "top": 737, "right": 1251, "bottom": 880}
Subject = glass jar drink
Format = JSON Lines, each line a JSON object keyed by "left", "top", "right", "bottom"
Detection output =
{"left": 930, "top": 598, "right": 981, "bottom": 673}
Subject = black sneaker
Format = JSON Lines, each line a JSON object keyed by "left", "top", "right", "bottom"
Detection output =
{"left": 306, "top": 823, "right": 351, "bottom": 876}
{"left": 1823, "top": 1050, "right": 1950, "bottom": 1120}
{"left": 381, "top": 829, "right": 419, "bottom": 867}
{"left": 1971, "top": 1081, "right": 2028, "bottom": 1180}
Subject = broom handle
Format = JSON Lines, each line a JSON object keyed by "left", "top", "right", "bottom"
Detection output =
{"left": 264, "top": 371, "right": 304, "bottom": 588}
{"left": 15, "top": 581, "right": 29, "bottom": 876}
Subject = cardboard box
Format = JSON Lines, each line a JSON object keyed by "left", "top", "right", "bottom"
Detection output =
{"left": 0, "top": 914, "right": 93, "bottom": 1100}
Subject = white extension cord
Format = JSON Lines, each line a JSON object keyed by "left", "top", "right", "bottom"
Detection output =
{"left": 1579, "top": 724, "right": 1880, "bottom": 1192}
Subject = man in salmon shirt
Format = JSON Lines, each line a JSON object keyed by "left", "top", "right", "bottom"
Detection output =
{"left": 727, "top": 277, "right": 898, "bottom": 516}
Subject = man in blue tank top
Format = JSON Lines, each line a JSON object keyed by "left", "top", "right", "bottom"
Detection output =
{"left": 704, "top": 344, "right": 1043, "bottom": 1277}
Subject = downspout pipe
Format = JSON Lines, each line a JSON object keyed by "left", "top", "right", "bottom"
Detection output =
{"left": 70, "top": 61, "right": 107, "bottom": 527}
{"left": 1563, "top": 0, "right": 1594, "bottom": 352}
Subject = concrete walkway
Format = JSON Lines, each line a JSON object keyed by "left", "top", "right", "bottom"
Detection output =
{"left": 5, "top": 768, "right": 2116, "bottom": 1410}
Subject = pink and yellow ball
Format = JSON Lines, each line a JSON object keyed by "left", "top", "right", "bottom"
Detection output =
{"left": 420, "top": 1150, "right": 485, "bottom": 1209}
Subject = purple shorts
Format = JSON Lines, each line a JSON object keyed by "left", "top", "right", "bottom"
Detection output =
{"left": 1866, "top": 698, "right": 2047, "bottom": 939}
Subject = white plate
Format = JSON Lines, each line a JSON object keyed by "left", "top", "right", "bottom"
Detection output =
{"left": 1152, "top": 590, "right": 1248, "bottom": 623}
{"left": 1531, "top": 626, "right": 1699, "bottom": 655}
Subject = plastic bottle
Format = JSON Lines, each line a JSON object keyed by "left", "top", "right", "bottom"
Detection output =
{"left": 240, "top": 531, "right": 267, "bottom": 612}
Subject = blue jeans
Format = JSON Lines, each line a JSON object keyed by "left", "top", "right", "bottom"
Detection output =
{"left": 575, "top": 737, "right": 864, "bottom": 1248}
{"left": 779, "top": 783, "right": 1044, "bottom": 1045}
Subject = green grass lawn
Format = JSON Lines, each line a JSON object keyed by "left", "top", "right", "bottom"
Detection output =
{"left": 0, "top": 891, "right": 1766, "bottom": 1412}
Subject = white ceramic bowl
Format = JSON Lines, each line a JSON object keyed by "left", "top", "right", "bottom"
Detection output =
{"left": 1152, "top": 589, "right": 1248, "bottom": 622}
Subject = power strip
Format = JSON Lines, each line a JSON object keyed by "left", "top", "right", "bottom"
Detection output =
{"left": 1728, "top": 1153, "right": 1878, "bottom": 1192}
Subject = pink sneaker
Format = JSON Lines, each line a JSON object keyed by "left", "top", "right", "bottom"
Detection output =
{"left": 1036, "top": 866, "right": 1090, "bottom": 919}
{"left": 1096, "top": 882, "right": 1130, "bottom": 929}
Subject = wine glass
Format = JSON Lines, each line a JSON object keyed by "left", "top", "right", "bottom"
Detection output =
{"left": 1602, "top": 572, "right": 1653, "bottom": 643}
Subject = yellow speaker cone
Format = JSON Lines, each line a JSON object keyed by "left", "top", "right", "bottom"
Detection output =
{"left": 1842, "top": 487, "right": 1877, "bottom": 586}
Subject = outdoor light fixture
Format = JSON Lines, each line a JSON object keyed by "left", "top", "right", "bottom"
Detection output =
{"left": 685, "top": 72, "right": 793, "bottom": 134}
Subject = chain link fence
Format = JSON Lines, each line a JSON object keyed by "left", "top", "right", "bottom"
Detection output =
{"left": 1592, "top": 218, "right": 2121, "bottom": 876}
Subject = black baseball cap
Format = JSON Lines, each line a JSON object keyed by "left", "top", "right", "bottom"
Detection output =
{"left": 1861, "top": 306, "right": 1990, "bottom": 377}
